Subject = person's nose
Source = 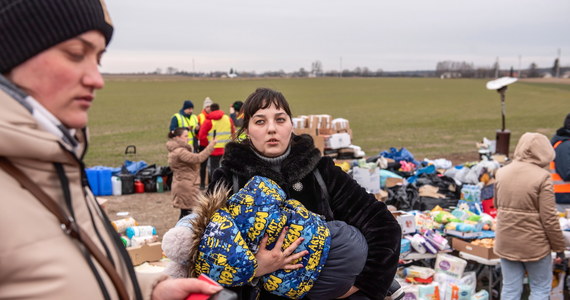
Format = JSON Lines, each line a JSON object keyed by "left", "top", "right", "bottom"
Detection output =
{"left": 83, "top": 61, "right": 104, "bottom": 90}
{"left": 267, "top": 120, "right": 277, "bottom": 133}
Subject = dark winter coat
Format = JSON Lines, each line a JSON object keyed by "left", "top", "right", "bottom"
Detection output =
{"left": 209, "top": 134, "right": 401, "bottom": 300}
{"left": 552, "top": 124, "right": 570, "bottom": 204}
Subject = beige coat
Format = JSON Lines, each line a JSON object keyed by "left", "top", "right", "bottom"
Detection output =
{"left": 0, "top": 89, "right": 166, "bottom": 299}
{"left": 166, "top": 138, "right": 215, "bottom": 209}
{"left": 494, "top": 132, "right": 565, "bottom": 261}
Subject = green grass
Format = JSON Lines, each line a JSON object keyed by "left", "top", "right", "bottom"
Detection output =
{"left": 85, "top": 76, "right": 570, "bottom": 167}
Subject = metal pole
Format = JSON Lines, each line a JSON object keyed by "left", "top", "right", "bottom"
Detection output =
{"left": 498, "top": 86, "right": 507, "bottom": 131}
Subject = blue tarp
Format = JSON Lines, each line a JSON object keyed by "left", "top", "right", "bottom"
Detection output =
{"left": 379, "top": 147, "right": 421, "bottom": 166}
{"left": 95, "top": 160, "right": 148, "bottom": 175}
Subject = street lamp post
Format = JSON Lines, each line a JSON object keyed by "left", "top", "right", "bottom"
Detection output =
{"left": 486, "top": 77, "right": 518, "bottom": 157}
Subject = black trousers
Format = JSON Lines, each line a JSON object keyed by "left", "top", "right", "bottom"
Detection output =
{"left": 208, "top": 155, "right": 222, "bottom": 183}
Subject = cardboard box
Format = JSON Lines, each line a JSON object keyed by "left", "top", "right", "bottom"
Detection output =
{"left": 127, "top": 242, "right": 163, "bottom": 266}
{"left": 385, "top": 177, "right": 404, "bottom": 188}
{"left": 374, "top": 190, "right": 388, "bottom": 201}
{"left": 292, "top": 117, "right": 308, "bottom": 129}
{"left": 293, "top": 127, "right": 317, "bottom": 136}
{"left": 308, "top": 114, "right": 331, "bottom": 129}
{"left": 352, "top": 166, "right": 380, "bottom": 194}
{"left": 312, "top": 135, "right": 325, "bottom": 155}
{"left": 317, "top": 128, "right": 335, "bottom": 135}
{"left": 392, "top": 211, "right": 416, "bottom": 234}
{"left": 452, "top": 238, "right": 499, "bottom": 259}
{"left": 332, "top": 118, "right": 350, "bottom": 131}
{"left": 325, "top": 132, "right": 351, "bottom": 149}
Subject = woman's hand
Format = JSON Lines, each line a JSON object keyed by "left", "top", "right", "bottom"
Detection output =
{"left": 151, "top": 278, "right": 223, "bottom": 300}
{"left": 254, "top": 227, "right": 308, "bottom": 277}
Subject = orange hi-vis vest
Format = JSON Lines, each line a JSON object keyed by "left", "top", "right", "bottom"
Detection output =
{"left": 198, "top": 112, "right": 207, "bottom": 125}
{"left": 550, "top": 140, "right": 570, "bottom": 194}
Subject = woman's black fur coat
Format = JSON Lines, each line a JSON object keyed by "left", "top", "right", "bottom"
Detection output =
{"left": 209, "top": 134, "right": 401, "bottom": 300}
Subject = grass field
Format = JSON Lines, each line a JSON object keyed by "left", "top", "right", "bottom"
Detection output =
{"left": 85, "top": 76, "right": 570, "bottom": 168}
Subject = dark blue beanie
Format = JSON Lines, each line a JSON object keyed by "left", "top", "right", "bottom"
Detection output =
{"left": 183, "top": 100, "right": 194, "bottom": 110}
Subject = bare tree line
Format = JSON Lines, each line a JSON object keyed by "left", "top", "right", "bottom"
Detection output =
{"left": 118, "top": 59, "right": 568, "bottom": 79}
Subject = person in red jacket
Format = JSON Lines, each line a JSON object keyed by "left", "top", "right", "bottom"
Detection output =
{"left": 197, "top": 97, "right": 213, "bottom": 189}
{"left": 198, "top": 103, "right": 235, "bottom": 184}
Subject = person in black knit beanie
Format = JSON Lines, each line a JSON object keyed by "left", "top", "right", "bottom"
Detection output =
{"left": 0, "top": 0, "right": 223, "bottom": 299}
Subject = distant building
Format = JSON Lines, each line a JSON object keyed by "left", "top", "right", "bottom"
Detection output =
{"left": 440, "top": 72, "right": 462, "bottom": 79}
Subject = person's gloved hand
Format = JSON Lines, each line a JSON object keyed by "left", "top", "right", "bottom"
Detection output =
{"left": 554, "top": 251, "right": 565, "bottom": 264}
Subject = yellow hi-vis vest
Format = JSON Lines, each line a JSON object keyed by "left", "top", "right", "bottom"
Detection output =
{"left": 209, "top": 115, "right": 232, "bottom": 149}
{"left": 550, "top": 140, "right": 570, "bottom": 194}
{"left": 173, "top": 113, "right": 199, "bottom": 145}
{"left": 173, "top": 113, "right": 199, "bottom": 129}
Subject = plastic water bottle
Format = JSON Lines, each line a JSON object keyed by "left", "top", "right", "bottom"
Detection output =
{"left": 125, "top": 225, "right": 157, "bottom": 239}
{"left": 156, "top": 176, "right": 164, "bottom": 193}
{"left": 112, "top": 176, "right": 122, "bottom": 196}
{"left": 111, "top": 217, "right": 138, "bottom": 233}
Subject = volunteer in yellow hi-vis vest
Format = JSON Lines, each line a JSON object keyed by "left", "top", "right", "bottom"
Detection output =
{"left": 169, "top": 100, "right": 199, "bottom": 149}
{"left": 198, "top": 103, "right": 235, "bottom": 183}
{"left": 551, "top": 113, "right": 570, "bottom": 210}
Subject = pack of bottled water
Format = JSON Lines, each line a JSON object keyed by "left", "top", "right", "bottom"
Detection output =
{"left": 460, "top": 184, "right": 481, "bottom": 202}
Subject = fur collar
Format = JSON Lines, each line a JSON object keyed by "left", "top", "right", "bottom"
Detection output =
{"left": 221, "top": 134, "right": 321, "bottom": 187}
{"left": 188, "top": 184, "right": 230, "bottom": 277}
{"left": 166, "top": 138, "right": 193, "bottom": 152}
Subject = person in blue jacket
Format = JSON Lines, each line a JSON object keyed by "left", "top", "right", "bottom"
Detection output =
{"left": 551, "top": 113, "right": 570, "bottom": 210}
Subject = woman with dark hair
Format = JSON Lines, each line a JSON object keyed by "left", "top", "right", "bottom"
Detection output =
{"left": 208, "top": 87, "right": 401, "bottom": 300}
{"left": 167, "top": 128, "right": 216, "bottom": 219}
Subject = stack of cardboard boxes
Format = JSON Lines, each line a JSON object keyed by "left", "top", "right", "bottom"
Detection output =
{"left": 292, "top": 114, "right": 362, "bottom": 159}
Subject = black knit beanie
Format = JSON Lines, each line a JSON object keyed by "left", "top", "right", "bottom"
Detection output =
{"left": 0, "top": 0, "right": 114, "bottom": 74}
{"left": 564, "top": 113, "right": 570, "bottom": 130}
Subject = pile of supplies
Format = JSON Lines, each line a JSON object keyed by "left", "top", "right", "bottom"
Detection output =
{"left": 111, "top": 216, "right": 162, "bottom": 265}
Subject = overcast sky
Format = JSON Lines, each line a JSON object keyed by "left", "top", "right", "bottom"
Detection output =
{"left": 101, "top": 0, "right": 570, "bottom": 74}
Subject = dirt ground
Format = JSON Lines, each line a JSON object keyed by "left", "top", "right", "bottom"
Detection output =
{"left": 105, "top": 191, "right": 178, "bottom": 239}
{"left": 104, "top": 152, "right": 479, "bottom": 240}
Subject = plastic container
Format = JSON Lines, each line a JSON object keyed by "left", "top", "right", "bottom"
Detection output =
{"left": 120, "top": 235, "right": 130, "bottom": 247}
{"left": 134, "top": 179, "right": 144, "bottom": 193}
{"left": 98, "top": 168, "right": 112, "bottom": 196}
{"left": 119, "top": 173, "right": 134, "bottom": 195}
{"left": 85, "top": 168, "right": 99, "bottom": 195}
{"left": 112, "top": 176, "right": 122, "bottom": 196}
{"left": 156, "top": 176, "right": 164, "bottom": 193}
{"left": 125, "top": 225, "right": 157, "bottom": 239}
{"left": 111, "top": 217, "right": 138, "bottom": 233}
{"left": 85, "top": 167, "right": 113, "bottom": 196}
